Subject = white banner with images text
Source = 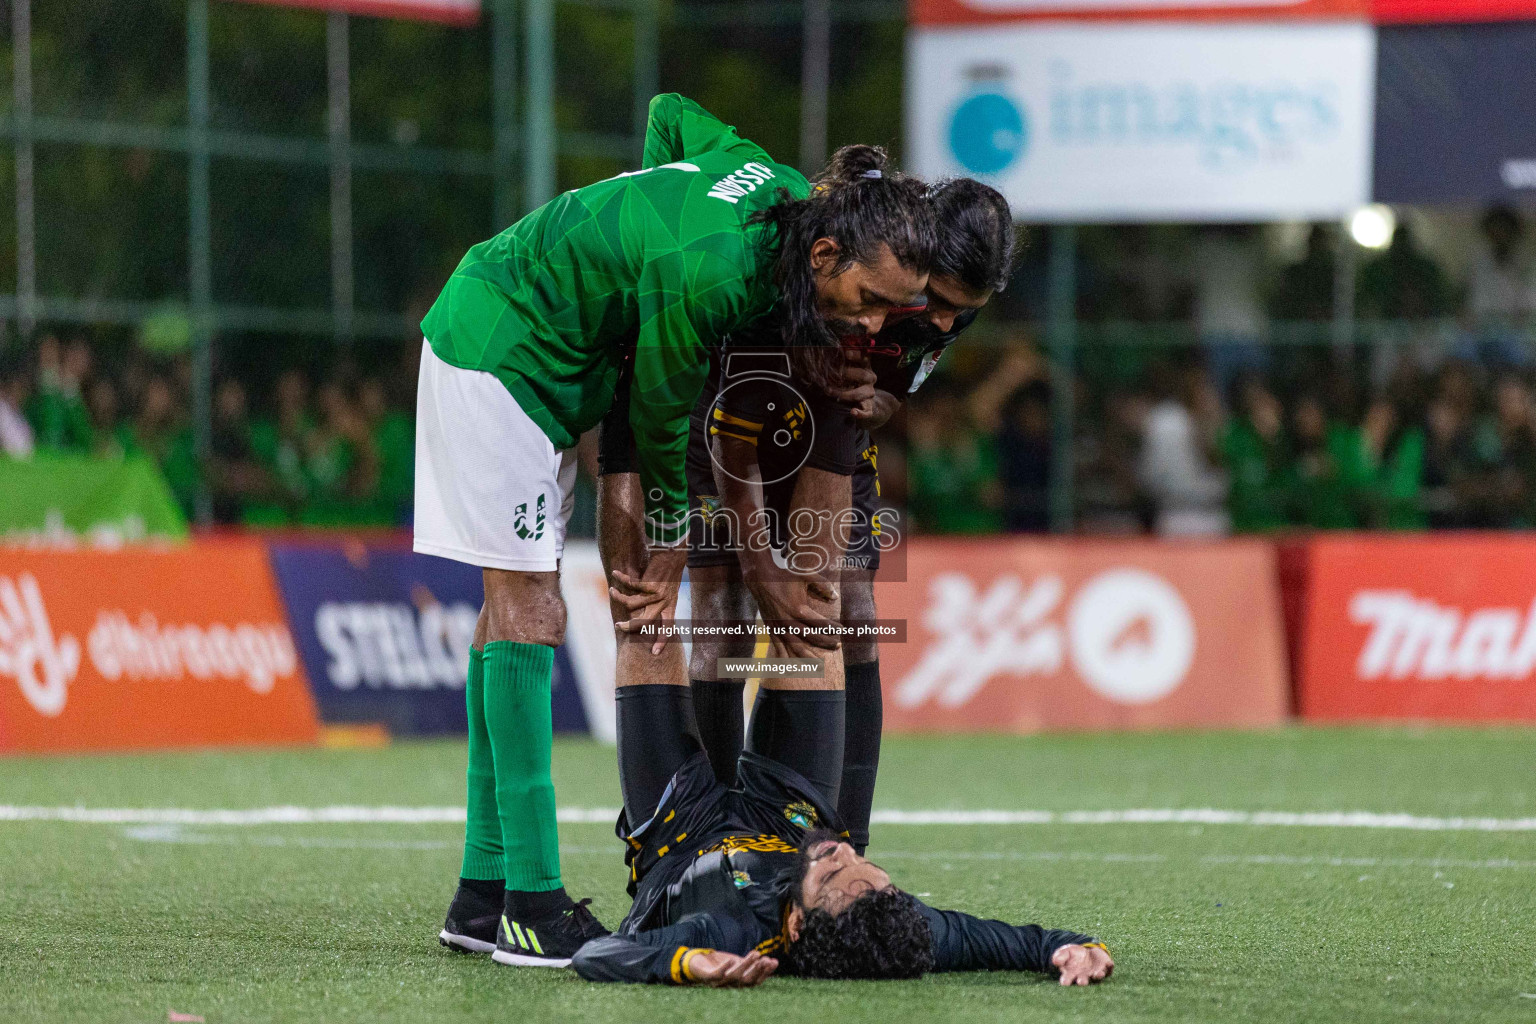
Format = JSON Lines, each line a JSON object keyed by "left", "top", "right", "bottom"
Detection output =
{"left": 906, "top": 21, "right": 1376, "bottom": 221}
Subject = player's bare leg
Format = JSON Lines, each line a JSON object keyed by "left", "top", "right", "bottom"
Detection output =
{"left": 458, "top": 567, "right": 608, "bottom": 966}
{"left": 599, "top": 471, "right": 684, "bottom": 688}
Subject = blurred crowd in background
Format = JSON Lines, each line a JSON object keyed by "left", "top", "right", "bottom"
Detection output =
{"left": 4, "top": 205, "right": 1536, "bottom": 536}
{"left": 884, "top": 206, "right": 1536, "bottom": 536}
{"left": 0, "top": 333, "right": 416, "bottom": 528}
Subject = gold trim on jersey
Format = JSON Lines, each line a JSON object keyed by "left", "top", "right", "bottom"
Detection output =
{"left": 696, "top": 833, "right": 799, "bottom": 857}
{"left": 754, "top": 904, "right": 793, "bottom": 956}
{"left": 709, "top": 426, "right": 758, "bottom": 445}
{"left": 712, "top": 408, "right": 763, "bottom": 431}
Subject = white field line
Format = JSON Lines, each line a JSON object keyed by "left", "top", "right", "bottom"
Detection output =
{"left": 114, "top": 827, "right": 1536, "bottom": 871}
{"left": 4, "top": 805, "right": 1536, "bottom": 831}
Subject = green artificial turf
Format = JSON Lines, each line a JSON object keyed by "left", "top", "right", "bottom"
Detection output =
{"left": 2, "top": 727, "right": 1534, "bottom": 1023}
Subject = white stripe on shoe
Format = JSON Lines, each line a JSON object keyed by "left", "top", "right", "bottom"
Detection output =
{"left": 491, "top": 948, "right": 573, "bottom": 968}
{"left": 438, "top": 929, "right": 496, "bottom": 954}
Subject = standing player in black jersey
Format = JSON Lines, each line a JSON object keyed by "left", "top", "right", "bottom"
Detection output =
{"left": 675, "top": 177, "right": 1016, "bottom": 854}
{"left": 598, "top": 148, "right": 934, "bottom": 808}
{"left": 597, "top": 174, "right": 1013, "bottom": 846}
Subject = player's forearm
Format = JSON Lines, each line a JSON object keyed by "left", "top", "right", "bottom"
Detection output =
{"left": 571, "top": 915, "right": 738, "bottom": 984}
{"left": 917, "top": 902, "right": 1100, "bottom": 974}
{"left": 571, "top": 936, "right": 706, "bottom": 984}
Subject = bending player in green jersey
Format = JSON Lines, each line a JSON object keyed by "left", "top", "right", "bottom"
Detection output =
{"left": 420, "top": 93, "right": 937, "bottom": 968}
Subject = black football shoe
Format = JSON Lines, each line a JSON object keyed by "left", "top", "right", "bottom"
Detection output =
{"left": 491, "top": 898, "right": 610, "bottom": 968}
{"left": 438, "top": 882, "right": 503, "bottom": 955}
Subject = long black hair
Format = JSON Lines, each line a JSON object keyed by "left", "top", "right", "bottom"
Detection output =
{"left": 751, "top": 145, "right": 937, "bottom": 387}
{"left": 928, "top": 177, "right": 1016, "bottom": 294}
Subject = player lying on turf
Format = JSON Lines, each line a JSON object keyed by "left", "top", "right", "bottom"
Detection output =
{"left": 570, "top": 672, "right": 1114, "bottom": 986}
{"left": 428, "top": 92, "right": 936, "bottom": 967}
{"left": 668, "top": 175, "right": 1015, "bottom": 851}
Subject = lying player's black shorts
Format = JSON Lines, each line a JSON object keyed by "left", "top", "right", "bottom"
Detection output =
{"left": 618, "top": 750, "right": 843, "bottom": 901}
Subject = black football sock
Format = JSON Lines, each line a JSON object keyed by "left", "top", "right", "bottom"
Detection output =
{"left": 690, "top": 678, "right": 745, "bottom": 787}
{"left": 837, "top": 660, "right": 883, "bottom": 855}
{"left": 458, "top": 876, "right": 505, "bottom": 902}
{"left": 615, "top": 685, "right": 702, "bottom": 827}
{"left": 746, "top": 687, "right": 846, "bottom": 806}
{"left": 506, "top": 885, "right": 571, "bottom": 920}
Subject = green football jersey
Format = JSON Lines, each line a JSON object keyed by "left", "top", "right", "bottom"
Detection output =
{"left": 421, "top": 93, "right": 809, "bottom": 542}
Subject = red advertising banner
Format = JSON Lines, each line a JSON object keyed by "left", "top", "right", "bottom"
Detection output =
{"left": 0, "top": 542, "right": 320, "bottom": 754}
{"left": 226, "top": 0, "right": 479, "bottom": 25}
{"left": 911, "top": 0, "right": 1536, "bottom": 22}
{"left": 1373, "top": 0, "right": 1536, "bottom": 22}
{"left": 1298, "top": 535, "right": 1536, "bottom": 722}
{"left": 877, "top": 538, "right": 1289, "bottom": 732}
{"left": 910, "top": 0, "right": 1366, "bottom": 26}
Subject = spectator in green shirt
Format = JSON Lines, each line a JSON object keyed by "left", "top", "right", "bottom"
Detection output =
{"left": 85, "top": 376, "right": 134, "bottom": 460}
{"left": 247, "top": 369, "right": 314, "bottom": 525}
{"left": 906, "top": 381, "right": 1002, "bottom": 534}
{"left": 1221, "top": 375, "right": 1291, "bottom": 532}
{"left": 298, "top": 379, "right": 380, "bottom": 527}
{"left": 360, "top": 375, "right": 414, "bottom": 526}
{"left": 130, "top": 373, "right": 199, "bottom": 518}
{"left": 1287, "top": 392, "right": 1361, "bottom": 529}
{"left": 26, "top": 335, "right": 94, "bottom": 453}
{"left": 1353, "top": 397, "right": 1426, "bottom": 530}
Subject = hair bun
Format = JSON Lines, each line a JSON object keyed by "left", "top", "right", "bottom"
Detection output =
{"left": 820, "top": 144, "right": 889, "bottom": 186}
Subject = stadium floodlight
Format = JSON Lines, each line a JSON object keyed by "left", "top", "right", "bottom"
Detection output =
{"left": 1348, "top": 205, "right": 1396, "bottom": 249}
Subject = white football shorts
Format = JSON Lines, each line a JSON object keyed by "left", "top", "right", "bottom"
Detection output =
{"left": 413, "top": 343, "right": 577, "bottom": 572}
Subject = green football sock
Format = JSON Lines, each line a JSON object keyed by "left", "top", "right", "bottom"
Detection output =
{"left": 482, "top": 641, "right": 563, "bottom": 893}
{"left": 460, "top": 647, "right": 503, "bottom": 881}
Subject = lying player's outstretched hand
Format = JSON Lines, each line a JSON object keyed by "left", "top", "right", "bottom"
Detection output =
{"left": 1051, "top": 943, "right": 1114, "bottom": 986}
{"left": 685, "top": 949, "right": 779, "bottom": 988}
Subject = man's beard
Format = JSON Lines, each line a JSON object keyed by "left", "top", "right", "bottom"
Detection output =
{"left": 821, "top": 317, "right": 862, "bottom": 339}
